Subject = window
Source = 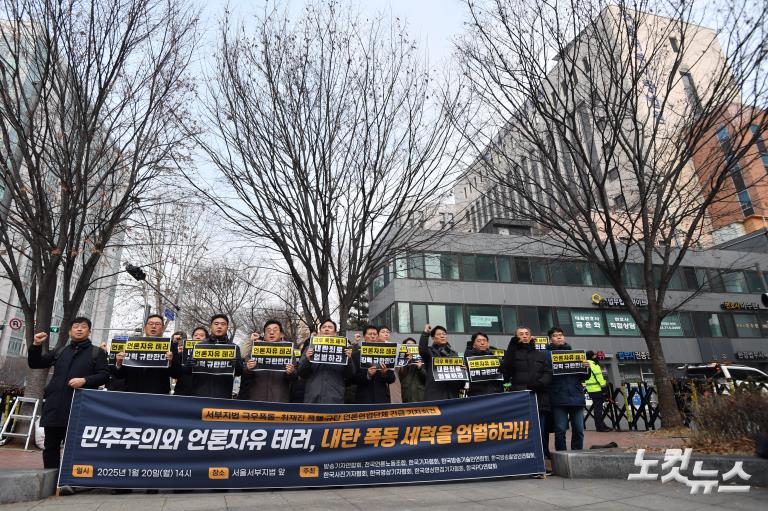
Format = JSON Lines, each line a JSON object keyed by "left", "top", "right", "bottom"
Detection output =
{"left": 502, "top": 306, "right": 518, "bottom": 333}
{"left": 722, "top": 270, "right": 748, "bottom": 293}
{"left": 622, "top": 263, "right": 644, "bottom": 288}
{"left": 682, "top": 267, "right": 699, "bottom": 291}
{"left": 518, "top": 306, "right": 541, "bottom": 334}
{"left": 591, "top": 264, "right": 610, "bottom": 287}
{"left": 396, "top": 303, "right": 410, "bottom": 333}
{"left": 668, "top": 269, "right": 684, "bottom": 291}
{"left": 750, "top": 124, "right": 768, "bottom": 172}
{"left": 669, "top": 37, "right": 680, "bottom": 53}
{"left": 720, "top": 314, "right": 738, "bottom": 338}
{"left": 737, "top": 190, "right": 755, "bottom": 216}
{"left": 423, "top": 304, "right": 464, "bottom": 333}
{"left": 462, "top": 255, "right": 497, "bottom": 281}
{"left": 539, "top": 308, "right": 555, "bottom": 333}
{"left": 745, "top": 270, "right": 766, "bottom": 293}
{"left": 372, "top": 269, "right": 385, "bottom": 296}
{"left": 467, "top": 305, "right": 503, "bottom": 333}
{"left": 515, "top": 258, "right": 532, "bottom": 283}
{"left": 582, "top": 57, "right": 591, "bottom": 74}
{"left": 556, "top": 309, "right": 574, "bottom": 336}
{"left": 440, "top": 254, "right": 460, "bottom": 280}
{"left": 660, "top": 314, "right": 685, "bottom": 337}
{"left": 394, "top": 255, "right": 408, "bottom": 278}
{"left": 734, "top": 314, "right": 761, "bottom": 337}
{"left": 497, "top": 256, "right": 514, "bottom": 282}
{"left": 411, "top": 304, "right": 427, "bottom": 332}
{"left": 705, "top": 269, "right": 725, "bottom": 292}
{"left": 530, "top": 259, "right": 550, "bottom": 284}
{"left": 613, "top": 194, "right": 626, "bottom": 210}
{"left": 607, "top": 167, "right": 620, "bottom": 181}
{"left": 680, "top": 71, "right": 701, "bottom": 114}
{"left": 551, "top": 260, "right": 591, "bottom": 286}
{"left": 693, "top": 312, "right": 723, "bottom": 337}
{"left": 408, "top": 253, "right": 425, "bottom": 279}
{"left": 727, "top": 368, "right": 768, "bottom": 383}
{"left": 424, "top": 253, "right": 442, "bottom": 279}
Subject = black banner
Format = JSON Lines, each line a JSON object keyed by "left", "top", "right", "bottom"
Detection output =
{"left": 123, "top": 337, "right": 170, "bottom": 368}
{"left": 550, "top": 350, "right": 588, "bottom": 375}
{"left": 432, "top": 357, "right": 469, "bottom": 382}
{"left": 359, "top": 342, "right": 398, "bottom": 367}
{"left": 192, "top": 343, "right": 238, "bottom": 376}
{"left": 108, "top": 336, "right": 128, "bottom": 366}
{"left": 250, "top": 342, "right": 295, "bottom": 371}
{"left": 59, "top": 390, "right": 545, "bottom": 489}
{"left": 309, "top": 336, "right": 349, "bottom": 365}
{"left": 466, "top": 356, "right": 503, "bottom": 382}
{"left": 394, "top": 344, "right": 420, "bottom": 367}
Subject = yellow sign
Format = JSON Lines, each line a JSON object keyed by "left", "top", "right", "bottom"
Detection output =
{"left": 551, "top": 352, "right": 586, "bottom": 363}
{"left": 299, "top": 466, "right": 319, "bottom": 478}
{"left": 208, "top": 467, "right": 229, "bottom": 479}
{"left": 125, "top": 340, "right": 170, "bottom": 352}
{"left": 252, "top": 345, "right": 294, "bottom": 357}
{"left": 184, "top": 339, "right": 201, "bottom": 349}
{"left": 398, "top": 344, "right": 420, "bottom": 354}
{"left": 360, "top": 344, "right": 398, "bottom": 357}
{"left": 467, "top": 357, "right": 501, "bottom": 369}
{"left": 71, "top": 465, "right": 93, "bottom": 478}
{"left": 109, "top": 342, "right": 125, "bottom": 354}
{"left": 194, "top": 348, "right": 236, "bottom": 359}
{"left": 433, "top": 357, "right": 465, "bottom": 366}
{"left": 311, "top": 336, "right": 347, "bottom": 347}
{"left": 491, "top": 349, "right": 505, "bottom": 357}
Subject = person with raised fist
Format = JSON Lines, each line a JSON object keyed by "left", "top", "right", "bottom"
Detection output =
{"left": 27, "top": 317, "right": 109, "bottom": 469}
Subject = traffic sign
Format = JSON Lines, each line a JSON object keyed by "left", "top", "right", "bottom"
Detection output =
{"left": 8, "top": 318, "right": 24, "bottom": 330}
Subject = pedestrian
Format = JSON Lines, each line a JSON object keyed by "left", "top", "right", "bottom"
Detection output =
{"left": 547, "top": 327, "right": 590, "bottom": 451}
{"left": 465, "top": 332, "right": 504, "bottom": 396}
{"left": 584, "top": 350, "right": 611, "bottom": 431}
{"left": 297, "top": 318, "right": 355, "bottom": 404}
{"left": 419, "top": 324, "right": 463, "bottom": 400}
{"left": 186, "top": 314, "right": 242, "bottom": 399}
{"left": 241, "top": 320, "right": 296, "bottom": 402}
{"left": 398, "top": 338, "right": 426, "bottom": 402}
{"left": 354, "top": 325, "right": 395, "bottom": 403}
{"left": 27, "top": 317, "right": 110, "bottom": 469}
{"left": 502, "top": 326, "right": 553, "bottom": 459}
{"left": 113, "top": 314, "right": 180, "bottom": 394}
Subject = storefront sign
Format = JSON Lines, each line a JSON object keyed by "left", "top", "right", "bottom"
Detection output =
{"left": 721, "top": 301, "right": 760, "bottom": 311}
{"left": 469, "top": 315, "right": 499, "bottom": 328}
{"left": 735, "top": 351, "right": 768, "bottom": 361}
{"left": 616, "top": 351, "right": 651, "bottom": 361}
{"left": 591, "top": 293, "right": 648, "bottom": 308}
{"left": 571, "top": 311, "right": 605, "bottom": 336}
{"left": 605, "top": 312, "right": 640, "bottom": 336}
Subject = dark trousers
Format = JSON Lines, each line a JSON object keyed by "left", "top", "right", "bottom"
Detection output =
{"left": 553, "top": 406, "right": 584, "bottom": 451}
{"left": 589, "top": 391, "right": 608, "bottom": 430}
{"left": 539, "top": 411, "right": 551, "bottom": 459}
{"left": 43, "top": 426, "right": 67, "bottom": 469}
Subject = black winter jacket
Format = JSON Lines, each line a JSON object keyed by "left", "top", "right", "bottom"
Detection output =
{"left": 419, "top": 332, "right": 463, "bottom": 401}
{"left": 113, "top": 339, "right": 181, "bottom": 395}
{"left": 502, "top": 338, "right": 553, "bottom": 411}
{"left": 465, "top": 347, "right": 504, "bottom": 396}
{"left": 185, "top": 335, "right": 242, "bottom": 399}
{"left": 353, "top": 350, "right": 396, "bottom": 404}
{"left": 297, "top": 342, "right": 356, "bottom": 404}
{"left": 546, "top": 343, "right": 588, "bottom": 407}
{"left": 28, "top": 340, "right": 110, "bottom": 427}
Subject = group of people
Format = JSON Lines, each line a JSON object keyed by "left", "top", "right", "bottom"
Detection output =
{"left": 28, "top": 313, "right": 611, "bottom": 472}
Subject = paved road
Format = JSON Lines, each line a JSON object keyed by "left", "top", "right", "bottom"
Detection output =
{"left": 0, "top": 477, "right": 765, "bottom": 511}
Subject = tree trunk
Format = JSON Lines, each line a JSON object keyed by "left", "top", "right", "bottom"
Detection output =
{"left": 645, "top": 329, "right": 683, "bottom": 428}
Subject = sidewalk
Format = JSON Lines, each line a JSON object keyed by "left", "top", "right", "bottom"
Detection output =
{"left": 0, "top": 476, "right": 764, "bottom": 511}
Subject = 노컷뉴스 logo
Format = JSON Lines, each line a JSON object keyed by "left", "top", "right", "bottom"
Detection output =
{"left": 628, "top": 448, "right": 751, "bottom": 494}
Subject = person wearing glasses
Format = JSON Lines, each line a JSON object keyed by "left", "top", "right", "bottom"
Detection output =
{"left": 113, "top": 314, "right": 180, "bottom": 394}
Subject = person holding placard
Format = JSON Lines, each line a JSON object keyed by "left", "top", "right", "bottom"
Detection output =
{"left": 186, "top": 314, "right": 242, "bottom": 399}
{"left": 174, "top": 327, "right": 207, "bottom": 396}
{"left": 354, "top": 325, "right": 396, "bottom": 403}
{"left": 397, "top": 338, "right": 426, "bottom": 402}
{"left": 298, "top": 318, "right": 355, "bottom": 404}
{"left": 464, "top": 332, "right": 504, "bottom": 396}
{"left": 546, "top": 327, "right": 590, "bottom": 451}
{"left": 502, "top": 326, "right": 553, "bottom": 459}
{"left": 419, "top": 324, "right": 464, "bottom": 400}
{"left": 241, "top": 320, "right": 296, "bottom": 402}
{"left": 113, "top": 314, "right": 180, "bottom": 394}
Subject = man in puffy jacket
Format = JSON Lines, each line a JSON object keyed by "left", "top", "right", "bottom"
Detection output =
{"left": 113, "top": 314, "right": 180, "bottom": 394}
{"left": 27, "top": 317, "right": 110, "bottom": 469}
{"left": 354, "top": 325, "right": 395, "bottom": 403}
{"left": 584, "top": 350, "right": 611, "bottom": 431}
{"left": 241, "top": 320, "right": 296, "bottom": 402}
{"left": 547, "top": 327, "right": 590, "bottom": 451}
{"left": 298, "top": 318, "right": 355, "bottom": 403}
{"left": 502, "top": 326, "right": 552, "bottom": 458}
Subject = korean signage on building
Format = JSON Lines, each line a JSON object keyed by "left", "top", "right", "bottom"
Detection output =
{"left": 571, "top": 311, "right": 604, "bottom": 335}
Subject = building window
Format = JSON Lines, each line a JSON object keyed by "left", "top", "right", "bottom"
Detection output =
{"left": 467, "top": 305, "right": 503, "bottom": 333}
{"left": 669, "top": 37, "right": 680, "bottom": 53}
{"left": 680, "top": 71, "right": 701, "bottom": 114}
{"left": 408, "top": 253, "right": 425, "bottom": 279}
{"left": 497, "top": 256, "right": 514, "bottom": 282}
{"left": 514, "top": 258, "right": 532, "bottom": 283}
{"left": 607, "top": 167, "right": 620, "bottom": 181}
{"left": 737, "top": 189, "right": 755, "bottom": 216}
{"left": 734, "top": 314, "right": 761, "bottom": 337}
{"left": 556, "top": 309, "right": 574, "bottom": 336}
{"left": 530, "top": 258, "right": 550, "bottom": 284}
{"left": 744, "top": 270, "right": 766, "bottom": 293}
{"left": 613, "top": 194, "right": 626, "bottom": 210}
{"left": 518, "top": 306, "right": 542, "bottom": 333}
{"left": 693, "top": 312, "right": 724, "bottom": 337}
{"left": 396, "top": 302, "right": 410, "bottom": 333}
{"left": 722, "top": 270, "right": 748, "bottom": 293}
{"left": 411, "top": 304, "right": 427, "bottom": 332}
{"left": 502, "top": 306, "right": 518, "bottom": 333}
{"left": 461, "top": 255, "right": 497, "bottom": 281}
{"left": 750, "top": 124, "right": 768, "bottom": 172}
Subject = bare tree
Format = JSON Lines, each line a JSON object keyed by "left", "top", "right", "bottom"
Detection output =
{"left": 181, "top": 258, "right": 268, "bottom": 341}
{"left": 193, "top": 0, "right": 468, "bottom": 332}
{"left": 455, "top": 0, "right": 768, "bottom": 427}
{"left": 122, "top": 199, "right": 211, "bottom": 329}
{"left": 0, "top": 0, "right": 198, "bottom": 400}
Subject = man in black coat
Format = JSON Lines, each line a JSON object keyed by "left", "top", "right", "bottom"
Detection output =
{"left": 354, "top": 325, "right": 395, "bottom": 403}
{"left": 27, "top": 317, "right": 110, "bottom": 468}
{"left": 113, "top": 314, "right": 180, "bottom": 394}
{"left": 185, "top": 314, "right": 242, "bottom": 399}
{"left": 465, "top": 332, "right": 504, "bottom": 396}
{"left": 419, "top": 324, "right": 464, "bottom": 401}
{"left": 502, "top": 326, "right": 553, "bottom": 459}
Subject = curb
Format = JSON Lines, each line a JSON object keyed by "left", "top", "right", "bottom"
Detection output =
{"left": 0, "top": 469, "right": 58, "bottom": 504}
{"left": 551, "top": 449, "right": 768, "bottom": 486}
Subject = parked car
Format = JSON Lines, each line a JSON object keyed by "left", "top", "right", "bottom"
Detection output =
{"left": 678, "top": 363, "right": 768, "bottom": 391}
